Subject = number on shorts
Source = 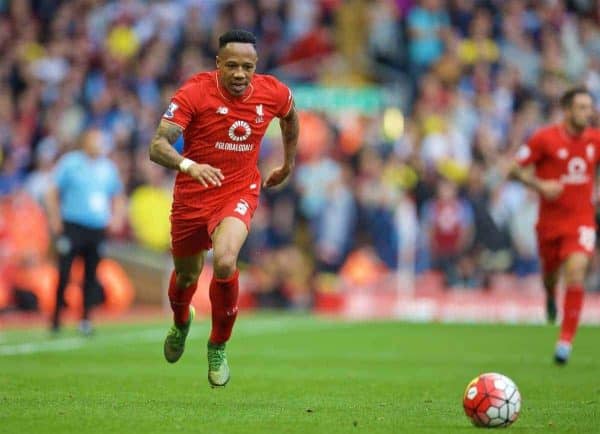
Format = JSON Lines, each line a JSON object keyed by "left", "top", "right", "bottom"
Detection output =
{"left": 578, "top": 226, "right": 596, "bottom": 252}
{"left": 234, "top": 199, "right": 249, "bottom": 216}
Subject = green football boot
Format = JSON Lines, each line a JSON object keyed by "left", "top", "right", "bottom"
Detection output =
{"left": 207, "top": 341, "right": 230, "bottom": 387}
{"left": 163, "top": 305, "right": 195, "bottom": 363}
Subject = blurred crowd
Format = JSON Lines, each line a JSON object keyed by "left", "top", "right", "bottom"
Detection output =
{"left": 2, "top": 0, "right": 600, "bottom": 310}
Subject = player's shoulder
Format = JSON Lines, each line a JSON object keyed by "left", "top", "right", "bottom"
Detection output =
{"left": 190, "top": 70, "right": 215, "bottom": 84}
{"left": 177, "top": 71, "right": 214, "bottom": 93}
{"left": 182, "top": 70, "right": 213, "bottom": 83}
{"left": 253, "top": 73, "right": 289, "bottom": 91}
{"left": 534, "top": 123, "right": 560, "bottom": 138}
{"left": 528, "top": 123, "right": 559, "bottom": 144}
{"left": 60, "top": 150, "right": 84, "bottom": 164}
{"left": 55, "top": 150, "right": 83, "bottom": 173}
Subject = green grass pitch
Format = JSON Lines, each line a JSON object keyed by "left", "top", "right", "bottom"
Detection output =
{"left": 1, "top": 314, "right": 599, "bottom": 433}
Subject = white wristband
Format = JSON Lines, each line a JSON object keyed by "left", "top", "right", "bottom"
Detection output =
{"left": 178, "top": 158, "right": 194, "bottom": 173}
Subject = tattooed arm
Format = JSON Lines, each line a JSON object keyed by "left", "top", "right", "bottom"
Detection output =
{"left": 263, "top": 105, "right": 300, "bottom": 188}
{"left": 148, "top": 119, "right": 185, "bottom": 170}
{"left": 149, "top": 119, "right": 224, "bottom": 187}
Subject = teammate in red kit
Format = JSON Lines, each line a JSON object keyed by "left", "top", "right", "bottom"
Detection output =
{"left": 509, "top": 87, "right": 600, "bottom": 364}
{"left": 148, "top": 30, "right": 299, "bottom": 386}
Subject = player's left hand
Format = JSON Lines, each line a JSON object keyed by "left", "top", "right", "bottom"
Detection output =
{"left": 263, "top": 164, "right": 293, "bottom": 188}
{"left": 537, "top": 179, "right": 563, "bottom": 201}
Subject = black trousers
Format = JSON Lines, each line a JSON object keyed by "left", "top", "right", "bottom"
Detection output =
{"left": 52, "top": 221, "right": 106, "bottom": 328}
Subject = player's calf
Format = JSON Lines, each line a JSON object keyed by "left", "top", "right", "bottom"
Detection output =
{"left": 546, "top": 297, "right": 557, "bottom": 324}
{"left": 555, "top": 253, "right": 589, "bottom": 364}
{"left": 542, "top": 272, "right": 558, "bottom": 324}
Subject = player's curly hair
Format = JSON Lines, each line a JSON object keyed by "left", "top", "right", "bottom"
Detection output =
{"left": 560, "top": 86, "right": 594, "bottom": 108}
{"left": 219, "top": 29, "right": 257, "bottom": 49}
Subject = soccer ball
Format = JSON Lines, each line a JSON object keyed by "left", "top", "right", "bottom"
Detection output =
{"left": 462, "top": 372, "right": 521, "bottom": 428}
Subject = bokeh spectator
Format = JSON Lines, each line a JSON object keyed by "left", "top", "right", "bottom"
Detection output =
{"left": 421, "top": 177, "right": 474, "bottom": 286}
{"left": 2, "top": 0, "right": 600, "bottom": 314}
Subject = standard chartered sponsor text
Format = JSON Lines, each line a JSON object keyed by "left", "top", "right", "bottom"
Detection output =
{"left": 215, "top": 142, "right": 254, "bottom": 152}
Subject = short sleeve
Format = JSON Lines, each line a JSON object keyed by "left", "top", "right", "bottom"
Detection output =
{"left": 274, "top": 80, "right": 294, "bottom": 118}
{"left": 53, "top": 154, "right": 73, "bottom": 191}
{"left": 515, "top": 130, "right": 544, "bottom": 166}
{"left": 162, "top": 80, "right": 197, "bottom": 130}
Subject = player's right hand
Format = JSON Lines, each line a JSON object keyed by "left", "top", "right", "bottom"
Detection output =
{"left": 537, "top": 179, "right": 563, "bottom": 200}
{"left": 187, "top": 163, "right": 224, "bottom": 187}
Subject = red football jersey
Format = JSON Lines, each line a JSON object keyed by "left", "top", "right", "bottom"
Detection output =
{"left": 516, "top": 124, "right": 600, "bottom": 236}
{"left": 163, "top": 71, "right": 293, "bottom": 214}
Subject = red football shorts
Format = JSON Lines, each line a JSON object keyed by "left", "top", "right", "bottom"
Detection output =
{"left": 537, "top": 225, "right": 596, "bottom": 274}
{"left": 170, "top": 192, "right": 259, "bottom": 257}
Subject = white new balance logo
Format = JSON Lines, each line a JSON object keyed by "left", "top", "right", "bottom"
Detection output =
{"left": 216, "top": 106, "right": 229, "bottom": 115}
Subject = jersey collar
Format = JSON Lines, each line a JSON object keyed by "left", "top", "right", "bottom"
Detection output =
{"left": 559, "top": 122, "right": 588, "bottom": 141}
{"left": 214, "top": 71, "right": 254, "bottom": 103}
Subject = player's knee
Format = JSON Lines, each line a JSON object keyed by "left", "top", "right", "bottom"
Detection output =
{"left": 176, "top": 271, "right": 200, "bottom": 288}
{"left": 563, "top": 261, "right": 586, "bottom": 285}
{"left": 565, "top": 255, "right": 590, "bottom": 284}
{"left": 564, "top": 268, "right": 586, "bottom": 286}
{"left": 214, "top": 252, "right": 237, "bottom": 278}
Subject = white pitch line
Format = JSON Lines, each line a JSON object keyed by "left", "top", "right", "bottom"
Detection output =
{"left": 0, "top": 337, "right": 85, "bottom": 356}
{"left": 0, "top": 318, "right": 335, "bottom": 357}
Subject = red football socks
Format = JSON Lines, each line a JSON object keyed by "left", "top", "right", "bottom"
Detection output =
{"left": 209, "top": 269, "right": 240, "bottom": 345}
{"left": 167, "top": 271, "right": 198, "bottom": 327}
{"left": 559, "top": 285, "right": 584, "bottom": 344}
